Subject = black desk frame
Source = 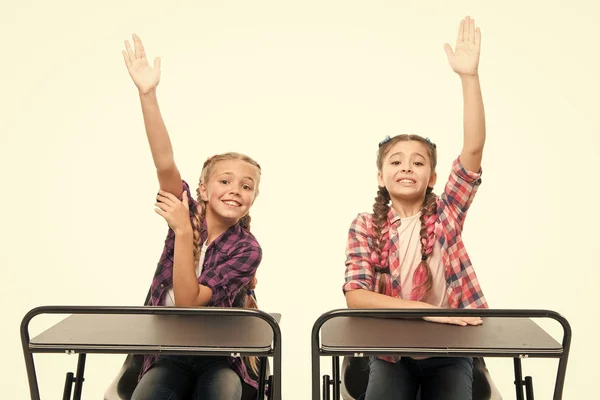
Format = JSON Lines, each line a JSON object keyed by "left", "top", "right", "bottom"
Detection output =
{"left": 311, "top": 309, "right": 571, "bottom": 400}
{"left": 21, "top": 306, "right": 282, "bottom": 400}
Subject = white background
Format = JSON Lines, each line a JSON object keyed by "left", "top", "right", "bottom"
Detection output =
{"left": 2, "top": 0, "right": 599, "bottom": 398}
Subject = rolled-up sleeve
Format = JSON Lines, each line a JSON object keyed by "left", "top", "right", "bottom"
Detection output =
{"left": 343, "top": 214, "right": 375, "bottom": 293}
{"left": 200, "top": 243, "right": 262, "bottom": 306}
{"left": 439, "top": 157, "right": 482, "bottom": 232}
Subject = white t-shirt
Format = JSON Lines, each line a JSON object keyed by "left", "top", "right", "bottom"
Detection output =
{"left": 164, "top": 242, "right": 208, "bottom": 307}
{"left": 394, "top": 212, "right": 448, "bottom": 307}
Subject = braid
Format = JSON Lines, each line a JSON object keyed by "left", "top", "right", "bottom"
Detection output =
{"left": 242, "top": 275, "right": 260, "bottom": 376}
{"left": 192, "top": 184, "right": 208, "bottom": 261}
{"left": 239, "top": 214, "right": 251, "bottom": 230}
{"left": 411, "top": 188, "right": 438, "bottom": 300}
{"left": 371, "top": 186, "right": 393, "bottom": 295}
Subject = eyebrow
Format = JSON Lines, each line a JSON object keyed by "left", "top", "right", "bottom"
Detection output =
{"left": 388, "top": 152, "right": 426, "bottom": 159}
{"left": 216, "top": 172, "right": 255, "bottom": 182}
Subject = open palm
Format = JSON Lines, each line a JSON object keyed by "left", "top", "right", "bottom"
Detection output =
{"left": 444, "top": 16, "right": 481, "bottom": 76}
{"left": 122, "top": 34, "right": 161, "bottom": 94}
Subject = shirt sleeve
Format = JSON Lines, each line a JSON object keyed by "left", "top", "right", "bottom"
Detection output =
{"left": 199, "top": 243, "right": 262, "bottom": 306}
{"left": 438, "top": 156, "right": 482, "bottom": 232}
{"left": 162, "top": 180, "right": 200, "bottom": 241}
{"left": 342, "top": 214, "right": 375, "bottom": 293}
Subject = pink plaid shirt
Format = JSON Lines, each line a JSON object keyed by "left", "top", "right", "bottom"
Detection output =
{"left": 343, "top": 157, "right": 488, "bottom": 362}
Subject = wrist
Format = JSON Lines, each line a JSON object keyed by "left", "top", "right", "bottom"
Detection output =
{"left": 139, "top": 88, "right": 157, "bottom": 100}
{"left": 459, "top": 73, "right": 480, "bottom": 82}
{"left": 174, "top": 227, "right": 193, "bottom": 238}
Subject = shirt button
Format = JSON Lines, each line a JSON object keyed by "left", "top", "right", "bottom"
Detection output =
{"left": 160, "top": 284, "right": 165, "bottom": 288}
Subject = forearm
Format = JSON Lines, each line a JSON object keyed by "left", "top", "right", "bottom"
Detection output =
{"left": 460, "top": 74, "right": 486, "bottom": 171}
{"left": 139, "top": 90, "right": 175, "bottom": 171}
{"left": 345, "top": 289, "right": 436, "bottom": 309}
{"left": 172, "top": 230, "right": 212, "bottom": 306}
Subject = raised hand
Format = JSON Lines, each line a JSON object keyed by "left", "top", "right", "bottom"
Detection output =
{"left": 122, "top": 34, "right": 161, "bottom": 95}
{"left": 444, "top": 16, "right": 481, "bottom": 77}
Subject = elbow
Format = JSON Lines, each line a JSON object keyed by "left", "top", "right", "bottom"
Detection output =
{"left": 156, "top": 160, "right": 177, "bottom": 174}
{"left": 174, "top": 297, "right": 209, "bottom": 307}
{"left": 463, "top": 147, "right": 484, "bottom": 158}
{"left": 174, "top": 290, "right": 212, "bottom": 307}
{"left": 344, "top": 291, "right": 360, "bottom": 309}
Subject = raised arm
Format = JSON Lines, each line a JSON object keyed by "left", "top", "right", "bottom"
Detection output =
{"left": 123, "top": 34, "right": 182, "bottom": 196}
{"left": 444, "top": 16, "right": 486, "bottom": 173}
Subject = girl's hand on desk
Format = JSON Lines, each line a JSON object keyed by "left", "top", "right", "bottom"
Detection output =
{"left": 423, "top": 316, "right": 483, "bottom": 326}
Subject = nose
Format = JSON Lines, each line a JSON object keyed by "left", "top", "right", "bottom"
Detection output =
{"left": 401, "top": 165, "right": 413, "bottom": 173}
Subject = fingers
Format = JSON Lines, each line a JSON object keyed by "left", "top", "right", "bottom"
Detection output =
{"left": 463, "top": 316, "right": 483, "bottom": 326}
{"left": 157, "top": 190, "right": 178, "bottom": 205}
{"left": 154, "top": 57, "right": 161, "bottom": 70}
{"left": 449, "top": 318, "right": 468, "bottom": 326}
{"left": 475, "top": 27, "right": 481, "bottom": 47}
{"left": 468, "top": 17, "right": 475, "bottom": 43}
{"left": 426, "top": 315, "right": 483, "bottom": 327}
{"left": 124, "top": 40, "right": 135, "bottom": 62}
{"left": 122, "top": 50, "right": 131, "bottom": 69}
{"left": 443, "top": 43, "right": 454, "bottom": 59}
{"left": 457, "top": 18, "right": 465, "bottom": 43}
{"left": 133, "top": 33, "right": 146, "bottom": 59}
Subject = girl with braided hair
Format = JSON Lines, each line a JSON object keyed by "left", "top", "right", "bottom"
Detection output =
{"left": 343, "top": 16, "right": 489, "bottom": 399}
{"left": 121, "top": 34, "right": 262, "bottom": 400}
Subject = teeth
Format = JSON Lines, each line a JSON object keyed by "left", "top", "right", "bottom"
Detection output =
{"left": 400, "top": 179, "right": 414, "bottom": 183}
{"left": 224, "top": 201, "right": 240, "bottom": 206}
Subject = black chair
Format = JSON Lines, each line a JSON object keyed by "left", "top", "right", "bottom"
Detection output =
{"left": 103, "top": 290, "right": 273, "bottom": 400}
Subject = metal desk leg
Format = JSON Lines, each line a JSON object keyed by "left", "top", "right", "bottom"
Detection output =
{"left": 332, "top": 356, "right": 340, "bottom": 400}
{"left": 553, "top": 352, "right": 569, "bottom": 400}
{"left": 322, "top": 375, "right": 331, "bottom": 400}
{"left": 21, "top": 328, "right": 40, "bottom": 399}
{"left": 62, "top": 372, "right": 74, "bottom": 400}
{"left": 273, "top": 344, "right": 282, "bottom": 400}
{"left": 525, "top": 376, "right": 534, "bottom": 399}
{"left": 513, "top": 358, "right": 525, "bottom": 400}
{"left": 311, "top": 337, "right": 321, "bottom": 399}
{"left": 72, "top": 354, "right": 87, "bottom": 400}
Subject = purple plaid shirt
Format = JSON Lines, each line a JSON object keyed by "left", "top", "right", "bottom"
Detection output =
{"left": 140, "top": 180, "right": 262, "bottom": 389}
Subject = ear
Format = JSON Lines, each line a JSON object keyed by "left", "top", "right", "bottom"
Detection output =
{"left": 428, "top": 171, "right": 437, "bottom": 188}
{"left": 377, "top": 170, "right": 385, "bottom": 188}
{"left": 199, "top": 182, "right": 209, "bottom": 202}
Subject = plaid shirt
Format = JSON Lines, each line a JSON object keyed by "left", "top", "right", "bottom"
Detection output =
{"left": 344, "top": 157, "right": 488, "bottom": 362}
{"left": 141, "top": 180, "right": 262, "bottom": 389}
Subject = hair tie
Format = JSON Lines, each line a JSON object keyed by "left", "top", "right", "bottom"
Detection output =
{"left": 421, "top": 254, "right": 427, "bottom": 261}
{"left": 378, "top": 135, "right": 391, "bottom": 147}
{"left": 424, "top": 137, "right": 437, "bottom": 149}
{"left": 246, "top": 289, "right": 254, "bottom": 296}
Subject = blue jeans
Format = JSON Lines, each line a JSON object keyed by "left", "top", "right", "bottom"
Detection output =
{"left": 365, "top": 356, "right": 473, "bottom": 400}
{"left": 131, "top": 355, "right": 242, "bottom": 400}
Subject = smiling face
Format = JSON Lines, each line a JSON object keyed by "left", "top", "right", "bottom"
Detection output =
{"left": 377, "top": 139, "right": 437, "bottom": 203}
{"left": 199, "top": 158, "right": 260, "bottom": 224}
